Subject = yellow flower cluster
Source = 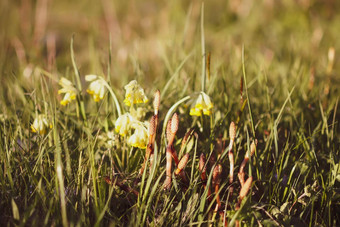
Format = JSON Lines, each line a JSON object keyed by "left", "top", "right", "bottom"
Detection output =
{"left": 114, "top": 80, "right": 150, "bottom": 149}
{"left": 58, "top": 77, "right": 77, "bottom": 106}
{"left": 85, "top": 75, "right": 106, "bottom": 102}
{"left": 123, "top": 80, "right": 148, "bottom": 106}
{"left": 115, "top": 113, "right": 133, "bottom": 137}
{"left": 31, "top": 114, "right": 52, "bottom": 135}
{"left": 128, "top": 122, "right": 149, "bottom": 149}
{"left": 115, "top": 114, "right": 149, "bottom": 149}
{"left": 190, "top": 92, "right": 213, "bottom": 116}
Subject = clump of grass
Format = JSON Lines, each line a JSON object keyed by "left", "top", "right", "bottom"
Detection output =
{"left": 1, "top": 0, "right": 340, "bottom": 226}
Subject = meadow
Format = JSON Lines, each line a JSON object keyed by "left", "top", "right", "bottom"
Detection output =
{"left": 0, "top": 0, "right": 339, "bottom": 226}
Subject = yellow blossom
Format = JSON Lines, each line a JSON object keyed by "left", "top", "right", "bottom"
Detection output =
{"left": 58, "top": 77, "right": 77, "bottom": 106}
{"left": 190, "top": 92, "right": 213, "bottom": 116}
{"left": 31, "top": 114, "right": 52, "bottom": 135}
{"left": 115, "top": 113, "right": 133, "bottom": 136}
{"left": 128, "top": 123, "right": 149, "bottom": 149}
{"left": 85, "top": 75, "right": 106, "bottom": 102}
{"left": 123, "top": 80, "right": 148, "bottom": 106}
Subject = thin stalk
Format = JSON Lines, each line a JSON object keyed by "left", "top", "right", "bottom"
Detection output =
{"left": 241, "top": 45, "right": 255, "bottom": 138}
{"left": 53, "top": 119, "right": 68, "bottom": 227}
{"left": 70, "top": 36, "right": 87, "bottom": 124}
{"left": 200, "top": 3, "right": 206, "bottom": 92}
{"left": 102, "top": 80, "right": 122, "bottom": 116}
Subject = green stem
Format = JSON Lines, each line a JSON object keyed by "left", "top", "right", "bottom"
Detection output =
{"left": 201, "top": 3, "right": 206, "bottom": 92}
{"left": 242, "top": 45, "right": 255, "bottom": 137}
{"left": 102, "top": 80, "right": 122, "bottom": 117}
{"left": 71, "top": 35, "right": 87, "bottom": 124}
{"left": 53, "top": 120, "right": 69, "bottom": 227}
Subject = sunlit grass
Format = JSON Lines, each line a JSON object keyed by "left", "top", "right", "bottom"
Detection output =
{"left": 0, "top": 0, "right": 339, "bottom": 226}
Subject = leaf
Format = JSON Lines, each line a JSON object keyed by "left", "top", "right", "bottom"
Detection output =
{"left": 280, "top": 202, "right": 290, "bottom": 213}
{"left": 186, "top": 136, "right": 194, "bottom": 153}
{"left": 11, "top": 199, "right": 20, "bottom": 220}
{"left": 261, "top": 219, "right": 278, "bottom": 227}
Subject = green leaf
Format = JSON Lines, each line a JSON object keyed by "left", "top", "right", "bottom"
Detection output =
{"left": 11, "top": 199, "right": 20, "bottom": 220}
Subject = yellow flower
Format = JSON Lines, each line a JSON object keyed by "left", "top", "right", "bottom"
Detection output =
{"left": 190, "top": 92, "right": 213, "bottom": 116}
{"left": 31, "top": 114, "right": 52, "bottom": 135}
{"left": 86, "top": 75, "right": 106, "bottom": 102}
{"left": 115, "top": 113, "right": 133, "bottom": 136}
{"left": 128, "top": 123, "right": 149, "bottom": 149}
{"left": 123, "top": 80, "right": 148, "bottom": 106}
{"left": 58, "top": 77, "right": 77, "bottom": 106}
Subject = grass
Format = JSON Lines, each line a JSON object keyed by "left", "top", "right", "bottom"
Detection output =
{"left": 1, "top": 0, "right": 339, "bottom": 226}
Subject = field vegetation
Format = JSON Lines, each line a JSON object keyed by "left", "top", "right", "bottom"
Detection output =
{"left": 0, "top": 0, "right": 339, "bottom": 226}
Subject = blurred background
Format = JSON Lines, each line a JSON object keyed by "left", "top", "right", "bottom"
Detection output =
{"left": 0, "top": 0, "right": 339, "bottom": 93}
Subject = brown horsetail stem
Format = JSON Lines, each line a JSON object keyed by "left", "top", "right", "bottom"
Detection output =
{"left": 170, "top": 113, "right": 179, "bottom": 135}
{"left": 139, "top": 115, "right": 157, "bottom": 176}
{"left": 153, "top": 89, "right": 160, "bottom": 116}
{"left": 238, "top": 140, "right": 257, "bottom": 187}
{"left": 228, "top": 122, "right": 236, "bottom": 197}
{"left": 235, "top": 176, "right": 253, "bottom": 227}
{"left": 180, "top": 128, "right": 194, "bottom": 152}
{"left": 166, "top": 119, "right": 174, "bottom": 146}
{"left": 164, "top": 146, "right": 173, "bottom": 190}
{"left": 175, "top": 153, "right": 189, "bottom": 175}
{"left": 229, "top": 121, "right": 236, "bottom": 142}
{"left": 165, "top": 118, "right": 178, "bottom": 164}
{"left": 104, "top": 176, "right": 139, "bottom": 196}
{"left": 175, "top": 153, "right": 189, "bottom": 185}
{"left": 164, "top": 113, "right": 180, "bottom": 190}
{"left": 148, "top": 115, "right": 158, "bottom": 171}
{"left": 236, "top": 176, "right": 253, "bottom": 210}
{"left": 213, "top": 164, "right": 223, "bottom": 210}
{"left": 148, "top": 90, "right": 160, "bottom": 174}
{"left": 199, "top": 153, "right": 211, "bottom": 200}
{"left": 199, "top": 153, "right": 207, "bottom": 181}
{"left": 169, "top": 113, "right": 179, "bottom": 164}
